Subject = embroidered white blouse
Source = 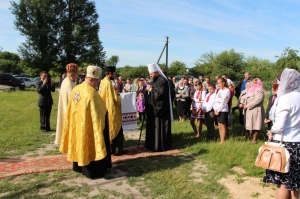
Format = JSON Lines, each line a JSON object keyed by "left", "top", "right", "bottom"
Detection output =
{"left": 213, "top": 88, "right": 231, "bottom": 112}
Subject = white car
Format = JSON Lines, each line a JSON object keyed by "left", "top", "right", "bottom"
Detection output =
{"left": 17, "top": 77, "right": 36, "bottom": 88}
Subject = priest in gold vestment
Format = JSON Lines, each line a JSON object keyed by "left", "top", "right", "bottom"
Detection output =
{"left": 55, "top": 63, "right": 78, "bottom": 145}
{"left": 99, "top": 66, "right": 127, "bottom": 156}
{"left": 60, "top": 65, "right": 111, "bottom": 179}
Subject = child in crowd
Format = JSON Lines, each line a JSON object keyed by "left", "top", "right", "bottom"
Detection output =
{"left": 136, "top": 93, "right": 146, "bottom": 121}
{"left": 202, "top": 83, "right": 208, "bottom": 95}
{"left": 201, "top": 83, "right": 216, "bottom": 141}
{"left": 190, "top": 83, "right": 206, "bottom": 138}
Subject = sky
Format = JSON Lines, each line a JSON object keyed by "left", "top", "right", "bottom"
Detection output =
{"left": 0, "top": 0, "right": 300, "bottom": 68}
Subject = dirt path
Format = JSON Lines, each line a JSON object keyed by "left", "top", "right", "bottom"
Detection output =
{"left": 219, "top": 167, "right": 275, "bottom": 199}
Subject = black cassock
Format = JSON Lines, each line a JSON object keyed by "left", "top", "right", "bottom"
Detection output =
{"left": 145, "top": 75, "right": 172, "bottom": 152}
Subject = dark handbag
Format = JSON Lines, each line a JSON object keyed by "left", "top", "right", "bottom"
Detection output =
{"left": 255, "top": 134, "right": 290, "bottom": 173}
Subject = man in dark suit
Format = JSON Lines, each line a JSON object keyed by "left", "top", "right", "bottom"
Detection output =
{"left": 37, "top": 71, "right": 55, "bottom": 132}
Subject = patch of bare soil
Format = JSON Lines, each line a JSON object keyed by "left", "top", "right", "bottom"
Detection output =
{"left": 36, "top": 167, "right": 150, "bottom": 199}
{"left": 189, "top": 159, "right": 208, "bottom": 183}
{"left": 19, "top": 143, "right": 58, "bottom": 159}
{"left": 218, "top": 167, "right": 276, "bottom": 199}
{"left": 124, "top": 130, "right": 141, "bottom": 139}
{"left": 34, "top": 130, "right": 149, "bottom": 198}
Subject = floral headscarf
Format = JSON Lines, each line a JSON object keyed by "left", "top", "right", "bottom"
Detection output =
{"left": 246, "top": 78, "right": 263, "bottom": 97}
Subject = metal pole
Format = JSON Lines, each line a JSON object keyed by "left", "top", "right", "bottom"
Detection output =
{"left": 137, "top": 116, "right": 145, "bottom": 149}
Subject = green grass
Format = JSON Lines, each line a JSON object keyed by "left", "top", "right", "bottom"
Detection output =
{"left": 0, "top": 89, "right": 58, "bottom": 157}
{"left": 0, "top": 89, "right": 271, "bottom": 198}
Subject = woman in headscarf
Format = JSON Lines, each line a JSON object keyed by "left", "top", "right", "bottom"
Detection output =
{"left": 263, "top": 68, "right": 300, "bottom": 199}
{"left": 243, "top": 78, "right": 265, "bottom": 144}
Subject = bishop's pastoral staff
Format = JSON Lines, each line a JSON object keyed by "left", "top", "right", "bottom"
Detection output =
{"left": 60, "top": 65, "right": 112, "bottom": 179}
{"left": 54, "top": 63, "right": 78, "bottom": 145}
{"left": 144, "top": 63, "right": 173, "bottom": 152}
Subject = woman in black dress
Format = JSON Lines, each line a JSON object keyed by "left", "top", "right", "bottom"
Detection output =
{"left": 175, "top": 80, "right": 189, "bottom": 122}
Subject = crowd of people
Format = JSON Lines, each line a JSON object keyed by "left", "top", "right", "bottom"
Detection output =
{"left": 36, "top": 64, "right": 299, "bottom": 198}
{"left": 51, "top": 67, "right": 294, "bottom": 147}
{"left": 112, "top": 71, "right": 263, "bottom": 144}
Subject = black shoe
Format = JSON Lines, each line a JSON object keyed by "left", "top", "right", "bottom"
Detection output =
{"left": 114, "top": 149, "right": 129, "bottom": 156}
{"left": 41, "top": 129, "right": 47, "bottom": 133}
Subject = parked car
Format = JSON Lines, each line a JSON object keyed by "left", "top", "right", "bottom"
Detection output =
{"left": 0, "top": 85, "right": 16, "bottom": 92}
{"left": 0, "top": 73, "right": 26, "bottom": 90}
{"left": 17, "top": 73, "right": 31, "bottom": 78}
{"left": 16, "top": 77, "right": 36, "bottom": 88}
{"left": 32, "top": 77, "right": 41, "bottom": 88}
{"left": 32, "top": 77, "right": 56, "bottom": 88}
{"left": 32, "top": 77, "right": 40, "bottom": 81}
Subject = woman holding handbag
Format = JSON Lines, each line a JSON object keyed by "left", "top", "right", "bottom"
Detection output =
{"left": 263, "top": 68, "right": 300, "bottom": 199}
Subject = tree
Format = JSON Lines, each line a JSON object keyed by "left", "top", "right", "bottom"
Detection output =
{"left": 0, "top": 51, "right": 22, "bottom": 74}
{"left": 212, "top": 49, "right": 245, "bottom": 80}
{"left": 116, "top": 65, "right": 149, "bottom": 79}
{"left": 106, "top": 55, "right": 120, "bottom": 66}
{"left": 131, "top": 66, "right": 149, "bottom": 78}
{"left": 275, "top": 47, "right": 300, "bottom": 71}
{"left": 193, "top": 50, "right": 245, "bottom": 80}
{"left": 168, "top": 60, "right": 187, "bottom": 77}
{"left": 58, "top": 0, "right": 106, "bottom": 73}
{"left": 245, "top": 56, "right": 275, "bottom": 83}
{"left": 157, "top": 63, "right": 166, "bottom": 71}
{"left": 195, "top": 51, "right": 215, "bottom": 65}
{"left": 193, "top": 51, "right": 216, "bottom": 78}
{"left": 18, "top": 60, "right": 40, "bottom": 77}
{"left": 11, "top": 0, "right": 62, "bottom": 72}
{"left": 10, "top": 0, "right": 106, "bottom": 74}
